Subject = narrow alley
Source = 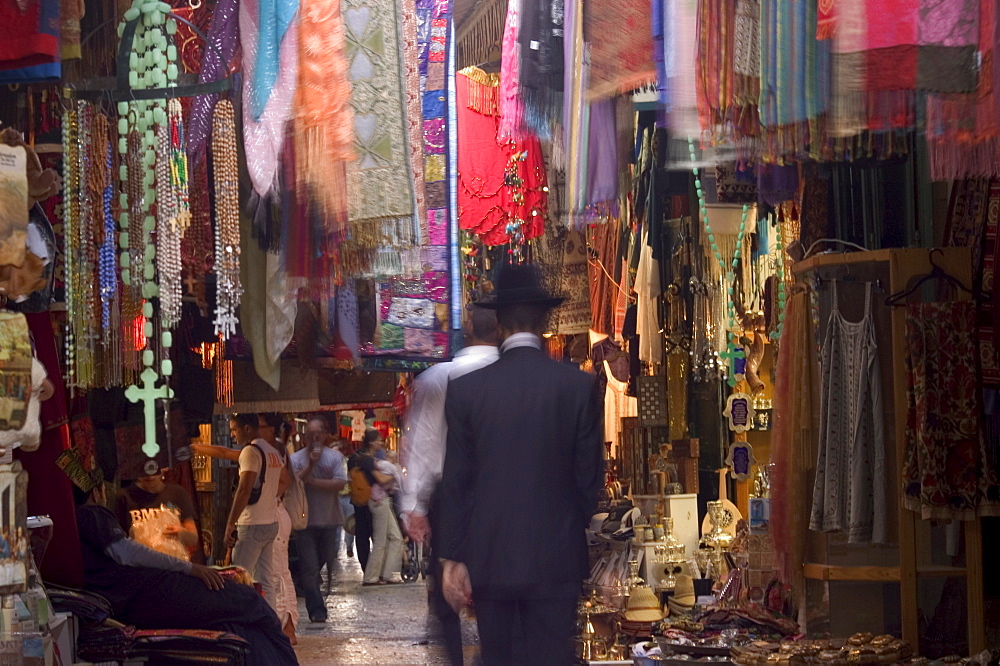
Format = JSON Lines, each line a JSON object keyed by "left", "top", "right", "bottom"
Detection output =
{"left": 293, "top": 550, "right": 481, "bottom": 665}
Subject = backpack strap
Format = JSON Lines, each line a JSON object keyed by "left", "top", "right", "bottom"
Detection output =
{"left": 250, "top": 443, "right": 267, "bottom": 489}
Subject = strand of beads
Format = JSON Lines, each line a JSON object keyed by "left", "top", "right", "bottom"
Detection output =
{"left": 62, "top": 104, "right": 79, "bottom": 392}
{"left": 212, "top": 99, "right": 242, "bottom": 340}
{"left": 76, "top": 101, "right": 97, "bottom": 388}
{"left": 99, "top": 119, "right": 118, "bottom": 331}
{"left": 769, "top": 215, "right": 787, "bottom": 343}
{"left": 157, "top": 120, "right": 183, "bottom": 328}
{"left": 687, "top": 139, "right": 749, "bottom": 387}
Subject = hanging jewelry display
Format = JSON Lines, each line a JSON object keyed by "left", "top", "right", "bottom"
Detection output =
{"left": 211, "top": 99, "right": 242, "bottom": 340}
{"left": 62, "top": 103, "right": 79, "bottom": 392}
{"left": 116, "top": 0, "right": 179, "bottom": 458}
{"left": 688, "top": 139, "right": 750, "bottom": 388}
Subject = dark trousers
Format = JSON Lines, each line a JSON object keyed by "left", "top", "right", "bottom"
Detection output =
{"left": 121, "top": 575, "right": 298, "bottom": 666}
{"left": 473, "top": 595, "right": 577, "bottom": 666}
{"left": 295, "top": 526, "right": 340, "bottom": 621}
{"left": 353, "top": 504, "right": 373, "bottom": 571}
{"left": 428, "top": 491, "right": 463, "bottom": 665}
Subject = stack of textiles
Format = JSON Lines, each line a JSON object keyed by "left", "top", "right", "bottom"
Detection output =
{"left": 131, "top": 629, "right": 250, "bottom": 664}
{"left": 76, "top": 623, "right": 136, "bottom": 663}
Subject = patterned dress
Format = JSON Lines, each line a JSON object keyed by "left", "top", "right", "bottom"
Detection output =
{"left": 809, "top": 282, "right": 888, "bottom": 544}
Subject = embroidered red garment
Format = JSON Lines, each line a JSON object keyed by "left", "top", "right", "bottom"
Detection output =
{"left": 0, "top": 0, "right": 60, "bottom": 71}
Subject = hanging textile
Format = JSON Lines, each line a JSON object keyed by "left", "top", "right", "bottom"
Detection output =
{"left": 518, "top": 0, "right": 563, "bottom": 139}
{"left": 556, "top": 230, "right": 592, "bottom": 335}
{"left": 588, "top": 221, "right": 621, "bottom": 336}
{"left": 562, "top": 0, "right": 586, "bottom": 225}
{"left": 585, "top": 99, "right": 619, "bottom": 212}
{"left": 809, "top": 282, "right": 888, "bottom": 544}
{"left": 925, "top": 0, "right": 1000, "bottom": 180}
{"left": 295, "top": 0, "right": 355, "bottom": 229}
{"left": 662, "top": 0, "right": 700, "bottom": 141}
{"left": 60, "top": 0, "right": 83, "bottom": 60}
{"left": 498, "top": 0, "right": 525, "bottom": 140}
{"left": 457, "top": 68, "right": 547, "bottom": 248}
{"left": 901, "top": 301, "right": 1000, "bottom": 520}
{"left": 187, "top": 0, "right": 239, "bottom": 164}
{"left": 770, "top": 285, "right": 817, "bottom": 591}
{"left": 249, "top": 0, "right": 299, "bottom": 120}
{"left": 241, "top": 0, "right": 300, "bottom": 198}
{"left": 400, "top": 0, "right": 427, "bottom": 240}
{"left": 584, "top": 0, "right": 656, "bottom": 101}
{"left": 979, "top": 181, "right": 1000, "bottom": 386}
{"left": 758, "top": 0, "right": 830, "bottom": 162}
{"left": 343, "top": 0, "right": 416, "bottom": 241}
{"left": 0, "top": 0, "right": 60, "bottom": 72}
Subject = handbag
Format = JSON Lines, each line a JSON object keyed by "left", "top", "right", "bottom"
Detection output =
{"left": 283, "top": 458, "right": 309, "bottom": 531}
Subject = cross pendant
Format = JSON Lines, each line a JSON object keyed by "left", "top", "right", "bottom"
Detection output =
{"left": 124, "top": 367, "right": 174, "bottom": 458}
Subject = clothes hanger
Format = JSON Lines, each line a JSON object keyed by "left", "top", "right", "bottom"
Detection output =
{"left": 885, "top": 248, "right": 974, "bottom": 307}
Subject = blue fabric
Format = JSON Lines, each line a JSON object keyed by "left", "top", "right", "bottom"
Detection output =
{"left": 0, "top": 62, "right": 61, "bottom": 84}
{"left": 423, "top": 90, "right": 445, "bottom": 118}
{"left": 249, "top": 0, "right": 299, "bottom": 121}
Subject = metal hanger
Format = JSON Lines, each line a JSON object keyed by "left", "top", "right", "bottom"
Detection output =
{"left": 885, "top": 248, "right": 974, "bottom": 307}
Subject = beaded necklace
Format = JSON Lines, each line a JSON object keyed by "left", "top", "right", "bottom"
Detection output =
{"left": 62, "top": 105, "right": 79, "bottom": 392}
{"left": 687, "top": 139, "right": 748, "bottom": 387}
{"left": 211, "top": 99, "right": 242, "bottom": 340}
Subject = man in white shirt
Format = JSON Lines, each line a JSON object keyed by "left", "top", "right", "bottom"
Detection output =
{"left": 400, "top": 304, "right": 499, "bottom": 665}
{"left": 224, "top": 413, "right": 287, "bottom": 613}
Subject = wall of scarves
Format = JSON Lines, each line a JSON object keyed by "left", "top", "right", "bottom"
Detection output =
{"left": 458, "top": 0, "right": 1000, "bottom": 232}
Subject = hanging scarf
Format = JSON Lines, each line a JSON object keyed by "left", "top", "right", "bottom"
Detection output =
{"left": 241, "top": 0, "right": 300, "bottom": 198}
{"left": 187, "top": 0, "right": 239, "bottom": 164}
{"left": 249, "top": 0, "right": 299, "bottom": 120}
{"left": 663, "top": 0, "right": 700, "bottom": 141}
{"left": 926, "top": 0, "right": 1000, "bottom": 180}
{"left": 498, "top": 0, "right": 525, "bottom": 140}
{"left": 584, "top": 0, "right": 656, "bottom": 100}
{"left": 295, "top": 0, "right": 355, "bottom": 232}
{"left": 518, "top": 0, "right": 564, "bottom": 140}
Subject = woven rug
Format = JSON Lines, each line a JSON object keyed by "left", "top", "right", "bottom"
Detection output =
{"left": 584, "top": 0, "right": 656, "bottom": 101}
{"left": 343, "top": 0, "right": 416, "bottom": 235}
{"left": 980, "top": 181, "right": 1000, "bottom": 386}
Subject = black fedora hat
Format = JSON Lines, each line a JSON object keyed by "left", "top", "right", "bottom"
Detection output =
{"left": 477, "top": 263, "right": 566, "bottom": 310}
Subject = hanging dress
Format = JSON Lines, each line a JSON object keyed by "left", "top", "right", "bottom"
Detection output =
{"left": 809, "top": 282, "right": 888, "bottom": 544}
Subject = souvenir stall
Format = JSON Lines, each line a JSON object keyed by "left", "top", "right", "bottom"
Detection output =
{"left": 452, "top": 0, "right": 1000, "bottom": 662}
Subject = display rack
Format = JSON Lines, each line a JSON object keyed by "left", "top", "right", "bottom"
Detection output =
{"left": 792, "top": 247, "right": 984, "bottom": 654}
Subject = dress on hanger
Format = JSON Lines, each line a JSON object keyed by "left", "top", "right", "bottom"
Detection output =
{"left": 809, "top": 282, "right": 888, "bottom": 544}
{"left": 603, "top": 360, "right": 636, "bottom": 456}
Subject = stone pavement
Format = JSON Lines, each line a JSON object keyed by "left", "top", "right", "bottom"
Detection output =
{"left": 293, "top": 547, "right": 480, "bottom": 665}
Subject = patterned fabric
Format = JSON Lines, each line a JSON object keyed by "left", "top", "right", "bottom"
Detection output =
{"left": 809, "top": 282, "right": 888, "bottom": 544}
{"left": 555, "top": 230, "right": 591, "bottom": 334}
{"left": 902, "top": 301, "right": 1000, "bottom": 519}
{"left": 400, "top": 0, "right": 427, "bottom": 239}
{"left": 584, "top": 0, "right": 656, "bottom": 100}
{"left": 343, "top": 0, "right": 416, "bottom": 231}
{"left": 980, "top": 182, "right": 1000, "bottom": 386}
{"left": 716, "top": 163, "right": 757, "bottom": 204}
{"left": 498, "top": 0, "right": 525, "bottom": 140}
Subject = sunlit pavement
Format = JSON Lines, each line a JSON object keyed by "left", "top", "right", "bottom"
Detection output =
{"left": 293, "top": 545, "right": 481, "bottom": 665}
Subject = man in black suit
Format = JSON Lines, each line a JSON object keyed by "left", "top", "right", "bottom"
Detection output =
{"left": 437, "top": 264, "right": 605, "bottom": 665}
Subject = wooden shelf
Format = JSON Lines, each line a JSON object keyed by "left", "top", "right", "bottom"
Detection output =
{"left": 803, "top": 563, "right": 900, "bottom": 582}
{"left": 915, "top": 565, "right": 967, "bottom": 578}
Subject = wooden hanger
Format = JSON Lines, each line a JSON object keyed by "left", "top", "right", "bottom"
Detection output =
{"left": 885, "top": 249, "right": 974, "bottom": 307}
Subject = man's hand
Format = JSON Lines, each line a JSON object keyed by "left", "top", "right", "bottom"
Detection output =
{"left": 402, "top": 511, "right": 431, "bottom": 544}
{"left": 224, "top": 523, "right": 237, "bottom": 548}
{"left": 309, "top": 446, "right": 322, "bottom": 463}
{"left": 188, "top": 564, "right": 225, "bottom": 591}
{"left": 440, "top": 559, "right": 472, "bottom": 614}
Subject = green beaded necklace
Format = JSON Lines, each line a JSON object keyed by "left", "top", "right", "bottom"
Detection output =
{"left": 117, "top": 0, "right": 178, "bottom": 460}
{"left": 687, "top": 139, "right": 748, "bottom": 388}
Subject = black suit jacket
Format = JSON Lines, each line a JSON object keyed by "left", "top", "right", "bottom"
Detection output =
{"left": 437, "top": 344, "right": 604, "bottom": 600}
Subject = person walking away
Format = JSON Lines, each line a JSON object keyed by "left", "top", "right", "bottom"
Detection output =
{"left": 360, "top": 429, "right": 404, "bottom": 586}
{"left": 333, "top": 440, "right": 355, "bottom": 559}
{"left": 347, "top": 432, "right": 378, "bottom": 570}
{"left": 291, "top": 415, "right": 348, "bottom": 623}
{"left": 258, "top": 413, "right": 301, "bottom": 643}
{"left": 400, "top": 303, "right": 499, "bottom": 665}
{"left": 438, "top": 263, "right": 605, "bottom": 665}
{"left": 223, "top": 413, "right": 287, "bottom": 614}
{"left": 74, "top": 479, "right": 298, "bottom": 664}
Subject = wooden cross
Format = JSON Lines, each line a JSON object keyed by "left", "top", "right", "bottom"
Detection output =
{"left": 183, "top": 274, "right": 199, "bottom": 294}
{"left": 124, "top": 367, "right": 174, "bottom": 458}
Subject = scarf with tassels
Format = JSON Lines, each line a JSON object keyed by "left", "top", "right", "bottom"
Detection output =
{"left": 926, "top": 0, "right": 1000, "bottom": 180}
{"left": 295, "top": 0, "right": 355, "bottom": 236}
{"left": 498, "top": 0, "right": 525, "bottom": 140}
{"left": 584, "top": 0, "right": 656, "bottom": 101}
{"left": 519, "top": 0, "right": 564, "bottom": 141}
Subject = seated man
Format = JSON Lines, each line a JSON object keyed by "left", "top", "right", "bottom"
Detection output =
{"left": 74, "top": 481, "right": 298, "bottom": 666}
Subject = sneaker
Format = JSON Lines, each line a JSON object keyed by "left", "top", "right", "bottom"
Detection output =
{"left": 384, "top": 573, "right": 405, "bottom": 584}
